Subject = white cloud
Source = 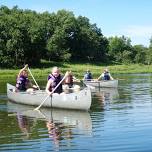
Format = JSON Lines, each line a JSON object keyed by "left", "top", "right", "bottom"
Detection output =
{"left": 123, "top": 25, "right": 152, "bottom": 37}
{"left": 122, "top": 25, "right": 152, "bottom": 46}
{"left": 104, "top": 25, "right": 152, "bottom": 46}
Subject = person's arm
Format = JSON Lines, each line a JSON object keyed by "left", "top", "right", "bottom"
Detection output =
{"left": 83, "top": 73, "right": 87, "bottom": 80}
{"left": 45, "top": 79, "right": 52, "bottom": 95}
{"left": 73, "top": 76, "right": 80, "bottom": 82}
{"left": 26, "top": 80, "right": 33, "bottom": 88}
{"left": 97, "top": 75, "right": 101, "bottom": 81}
{"left": 97, "top": 73, "right": 103, "bottom": 80}
{"left": 109, "top": 73, "right": 114, "bottom": 80}
{"left": 63, "top": 71, "right": 71, "bottom": 84}
{"left": 18, "top": 64, "right": 28, "bottom": 77}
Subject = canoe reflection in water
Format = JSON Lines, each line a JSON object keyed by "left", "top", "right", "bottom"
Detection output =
{"left": 7, "top": 101, "right": 92, "bottom": 148}
{"left": 92, "top": 88, "right": 119, "bottom": 102}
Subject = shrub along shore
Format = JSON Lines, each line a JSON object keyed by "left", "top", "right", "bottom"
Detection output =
{"left": 0, "top": 62, "right": 152, "bottom": 80}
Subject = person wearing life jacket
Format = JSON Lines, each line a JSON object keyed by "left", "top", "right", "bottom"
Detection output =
{"left": 16, "top": 64, "right": 37, "bottom": 92}
{"left": 97, "top": 68, "right": 114, "bottom": 81}
{"left": 83, "top": 69, "right": 93, "bottom": 81}
{"left": 63, "top": 71, "right": 80, "bottom": 93}
{"left": 64, "top": 71, "right": 73, "bottom": 88}
{"left": 46, "top": 67, "right": 64, "bottom": 94}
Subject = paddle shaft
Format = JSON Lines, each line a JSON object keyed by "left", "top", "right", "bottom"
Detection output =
{"left": 28, "top": 67, "right": 40, "bottom": 90}
{"left": 34, "top": 74, "right": 67, "bottom": 110}
{"left": 116, "top": 78, "right": 126, "bottom": 80}
{"left": 81, "top": 80, "right": 95, "bottom": 89}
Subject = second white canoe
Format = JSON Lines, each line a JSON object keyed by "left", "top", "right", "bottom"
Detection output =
{"left": 83, "top": 79, "right": 118, "bottom": 88}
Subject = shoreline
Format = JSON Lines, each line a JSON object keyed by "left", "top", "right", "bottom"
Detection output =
{"left": 0, "top": 63, "right": 152, "bottom": 79}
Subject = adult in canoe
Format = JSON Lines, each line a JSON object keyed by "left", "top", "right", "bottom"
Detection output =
{"left": 16, "top": 64, "right": 38, "bottom": 92}
{"left": 97, "top": 68, "right": 113, "bottom": 81}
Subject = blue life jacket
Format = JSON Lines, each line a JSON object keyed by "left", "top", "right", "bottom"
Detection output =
{"left": 103, "top": 72, "right": 110, "bottom": 80}
{"left": 48, "top": 74, "right": 52, "bottom": 80}
{"left": 84, "top": 72, "right": 92, "bottom": 81}
{"left": 48, "top": 74, "right": 63, "bottom": 93}
{"left": 16, "top": 75, "right": 29, "bottom": 91}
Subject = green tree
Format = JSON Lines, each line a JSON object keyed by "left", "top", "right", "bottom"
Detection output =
{"left": 69, "top": 16, "right": 108, "bottom": 61}
{"left": 133, "top": 45, "right": 147, "bottom": 64}
{"left": 46, "top": 10, "right": 76, "bottom": 61}
{"left": 108, "top": 36, "right": 133, "bottom": 63}
{"left": 0, "top": 6, "right": 46, "bottom": 67}
{"left": 145, "top": 37, "right": 152, "bottom": 64}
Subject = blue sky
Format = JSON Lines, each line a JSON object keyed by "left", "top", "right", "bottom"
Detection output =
{"left": 1, "top": 0, "right": 152, "bottom": 46}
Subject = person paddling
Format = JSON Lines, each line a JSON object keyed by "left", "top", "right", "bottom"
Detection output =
{"left": 64, "top": 71, "right": 74, "bottom": 88}
{"left": 16, "top": 64, "right": 38, "bottom": 92}
{"left": 97, "top": 68, "right": 114, "bottom": 81}
{"left": 83, "top": 69, "right": 93, "bottom": 81}
{"left": 63, "top": 71, "right": 80, "bottom": 92}
{"left": 46, "top": 67, "right": 69, "bottom": 94}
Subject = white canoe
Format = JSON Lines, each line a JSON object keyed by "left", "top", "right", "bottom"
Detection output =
{"left": 83, "top": 79, "right": 118, "bottom": 88}
{"left": 7, "top": 83, "right": 92, "bottom": 111}
{"left": 7, "top": 101, "right": 92, "bottom": 135}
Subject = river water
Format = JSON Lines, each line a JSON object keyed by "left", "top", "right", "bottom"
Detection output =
{"left": 0, "top": 74, "right": 152, "bottom": 152}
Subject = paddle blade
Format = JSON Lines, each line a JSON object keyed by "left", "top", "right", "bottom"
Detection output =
{"left": 34, "top": 107, "right": 40, "bottom": 111}
{"left": 86, "top": 85, "right": 95, "bottom": 90}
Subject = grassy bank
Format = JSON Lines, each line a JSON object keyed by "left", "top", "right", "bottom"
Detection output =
{"left": 0, "top": 62, "right": 152, "bottom": 80}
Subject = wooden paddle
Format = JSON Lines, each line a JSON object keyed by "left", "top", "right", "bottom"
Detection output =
{"left": 34, "top": 73, "right": 68, "bottom": 111}
{"left": 116, "top": 78, "right": 126, "bottom": 80}
{"left": 28, "top": 67, "right": 40, "bottom": 90}
{"left": 80, "top": 80, "right": 95, "bottom": 90}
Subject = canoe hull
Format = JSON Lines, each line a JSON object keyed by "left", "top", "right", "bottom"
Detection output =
{"left": 7, "top": 83, "right": 91, "bottom": 111}
{"left": 83, "top": 80, "right": 118, "bottom": 88}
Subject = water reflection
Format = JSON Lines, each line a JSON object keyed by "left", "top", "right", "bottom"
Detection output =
{"left": 46, "top": 120, "right": 62, "bottom": 148}
{"left": 7, "top": 101, "right": 92, "bottom": 150}
{"left": 17, "top": 114, "right": 30, "bottom": 139}
{"left": 92, "top": 88, "right": 119, "bottom": 103}
{"left": 96, "top": 88, "right": 118, "bottom": 100}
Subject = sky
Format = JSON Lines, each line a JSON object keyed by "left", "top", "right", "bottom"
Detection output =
{"left": 1, "top": 0, "right": 152, "bottom": 47}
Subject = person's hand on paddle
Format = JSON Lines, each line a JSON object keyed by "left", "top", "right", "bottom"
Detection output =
{"left": 65, "top": 71, "right": 71, "bottom": 77}
{"left": 73, "top": 76, "right": 80, "bottom": 82}
{"left": 24, "top": 64, "right": 28, "bottom": 69}
{"left": 32, "top": 85, "right": 39, "bottom": 89}
{"left": 48, "top": 91, "right": 53, "bottom": 96}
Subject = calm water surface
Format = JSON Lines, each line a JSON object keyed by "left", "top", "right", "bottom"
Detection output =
{"left": 1, "top": 74, "right": 152, "bottom": 152}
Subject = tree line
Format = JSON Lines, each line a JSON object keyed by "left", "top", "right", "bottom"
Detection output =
{"left": 0, "top": 5, "right": 152, "bottom": 68}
